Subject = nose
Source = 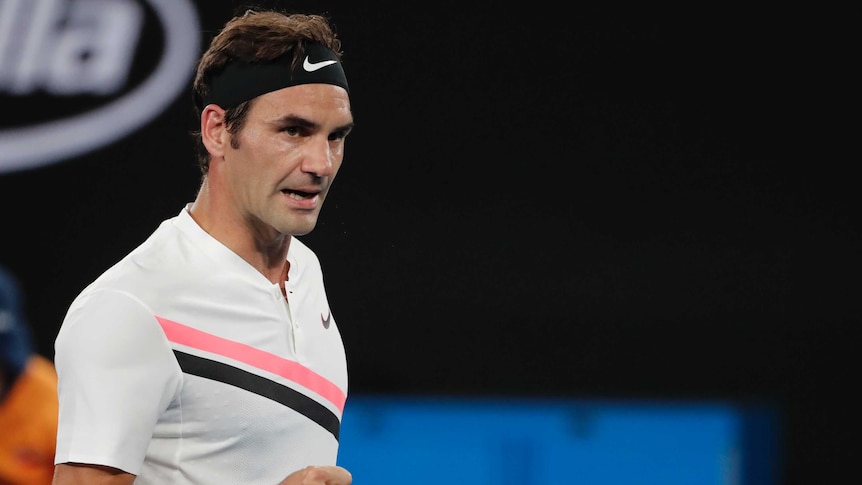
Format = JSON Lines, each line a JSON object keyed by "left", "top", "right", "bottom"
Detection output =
{"left": 300, "top": 135, "right": 335, "bottom": 178}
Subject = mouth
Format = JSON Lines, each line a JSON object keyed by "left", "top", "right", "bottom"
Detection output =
{"left": 282, "top": 189, "right": 317, "bottom": 200}
{"left": 281, "top": 188, "right": 321, "bottom": 209}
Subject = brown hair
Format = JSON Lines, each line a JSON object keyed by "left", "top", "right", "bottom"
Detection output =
{"left": 191, "top": 8, "right": 343, "bottom": 175}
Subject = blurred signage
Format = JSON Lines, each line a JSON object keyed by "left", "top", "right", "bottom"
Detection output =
{"left": 0, "top": 0, "right": 200, "bottom": 173}
{"left": 339, "top": 395, "right": 779, "bottom": 485}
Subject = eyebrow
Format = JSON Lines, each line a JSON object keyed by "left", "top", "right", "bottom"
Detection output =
{"left": 275, "top": 115, "right": 354, "bottom": 134}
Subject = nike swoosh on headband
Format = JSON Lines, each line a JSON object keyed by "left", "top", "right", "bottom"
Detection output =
{"left": 303, "top": 56, "right": 338, "bottom": 72}
{"left": 202, "top": 44, "right": 349, "bottom": 109}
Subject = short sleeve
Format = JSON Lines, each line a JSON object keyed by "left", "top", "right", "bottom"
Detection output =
{"left": 54, "top": 289, "right": 182, "bottom": 475}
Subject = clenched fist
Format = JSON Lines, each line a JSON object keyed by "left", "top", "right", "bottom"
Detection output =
{"left": 278, "top": 465, "right": 352, "bottom": 485}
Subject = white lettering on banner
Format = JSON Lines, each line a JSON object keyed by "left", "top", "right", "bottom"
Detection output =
{"left": 0, "top": 0, "right": 142, "bottom": 95}
{"left": 0, "top": 0, "right": 200, "bottom": 173}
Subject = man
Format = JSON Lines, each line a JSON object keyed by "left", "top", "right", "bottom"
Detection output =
{"left": 52, "top": 8, "right": 354, "bottom": 485}
{"left": 0, "top": 264, "right": 58, "bottom": 485}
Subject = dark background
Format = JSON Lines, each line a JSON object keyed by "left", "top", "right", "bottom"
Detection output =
{"left": 0, "top": 2, "right": 855, "bottom": 483}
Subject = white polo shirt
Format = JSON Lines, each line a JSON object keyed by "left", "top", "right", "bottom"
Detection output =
{"left": 54, "top": 206, "right": 348, "bottom": 484}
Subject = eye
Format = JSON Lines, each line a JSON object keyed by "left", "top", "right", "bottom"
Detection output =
{"left": 282, "top": 126, "right": 301, "bottom": 136}
{"left": 328, "top": 126, "right": 352, "bottom": 142}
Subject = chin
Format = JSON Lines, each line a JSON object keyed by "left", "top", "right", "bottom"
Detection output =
{"left": 283, "top": 220, "right": 318, "bottom": 237}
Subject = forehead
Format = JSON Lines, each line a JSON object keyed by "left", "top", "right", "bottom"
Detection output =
{"left": 250, "top": 83, "right": 352, "bottom": 123}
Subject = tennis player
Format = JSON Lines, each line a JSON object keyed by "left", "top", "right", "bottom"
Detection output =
{"left": 52, "top": 8, "right": 354, "bottom": 485}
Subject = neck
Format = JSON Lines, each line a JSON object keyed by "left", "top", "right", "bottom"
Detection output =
{"left": 189, "top": 179, "right": 291, "bottom": 284}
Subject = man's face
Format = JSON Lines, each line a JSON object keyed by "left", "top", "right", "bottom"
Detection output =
{"left": 223, "top": 83, "right": 352, "bottom": 238}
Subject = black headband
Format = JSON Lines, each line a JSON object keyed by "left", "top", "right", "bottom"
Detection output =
{"left": 202, "top": 43, "right": 349, "bottom": 110}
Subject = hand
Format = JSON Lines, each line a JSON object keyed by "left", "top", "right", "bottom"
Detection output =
{"left": 278, "top": 465, "right": 352, "bottom": 485}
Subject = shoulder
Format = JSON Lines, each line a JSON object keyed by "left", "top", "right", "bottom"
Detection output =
{"left": 0, "top": 355, "right": 58, "bottom": 423}
{"left": 0, "top": 354, "right": 58, "bottom": 445}
{"left": 70, "top": 214, "right": 203, "bottom": 307}
{"left": 21, "top": 354, "right": 57, "bottom": 389}
{"left": 56, "top": 287, "right": 167, "bottom": 358}
{"left": 1, "top": 354, "right": 57, "bottom": 406}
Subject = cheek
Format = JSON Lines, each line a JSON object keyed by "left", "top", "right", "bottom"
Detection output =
{"left": 332, "top": 157, "right": 344, "bottom": 175}
{"left": 237, "top": 131, "right": 280, "bottom": 166}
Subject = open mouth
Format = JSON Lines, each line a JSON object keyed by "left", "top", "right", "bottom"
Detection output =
{"left": 282, "top": 189, "right": 316, "bottom": 200}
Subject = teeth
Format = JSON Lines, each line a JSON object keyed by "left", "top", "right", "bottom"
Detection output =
{"left": 287, "top": 191, "right": 310, "bottom": 200}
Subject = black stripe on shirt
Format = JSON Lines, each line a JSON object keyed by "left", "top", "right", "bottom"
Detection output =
{"left": 173, "top": 350, "right": 340, "bottom": 440}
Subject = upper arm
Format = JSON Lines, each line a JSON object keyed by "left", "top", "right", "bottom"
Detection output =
{"left": 52, "top": 463, "right": 136, "bottom": 485}
{"left": 54, "top": 289, "right": 182, "bottom": 474}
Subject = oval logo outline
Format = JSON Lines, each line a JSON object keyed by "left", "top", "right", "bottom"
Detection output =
{"left": 0, "top": 0, "right": 200, "bottom": 173}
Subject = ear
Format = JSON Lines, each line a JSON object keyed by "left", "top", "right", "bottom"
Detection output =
{"left": 201, "top": 104, "right": 229, "bottom": 159}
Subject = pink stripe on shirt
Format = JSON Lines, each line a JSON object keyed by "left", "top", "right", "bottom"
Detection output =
{"left": 156, "top": 316, "right": 345, "bottom": 413}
